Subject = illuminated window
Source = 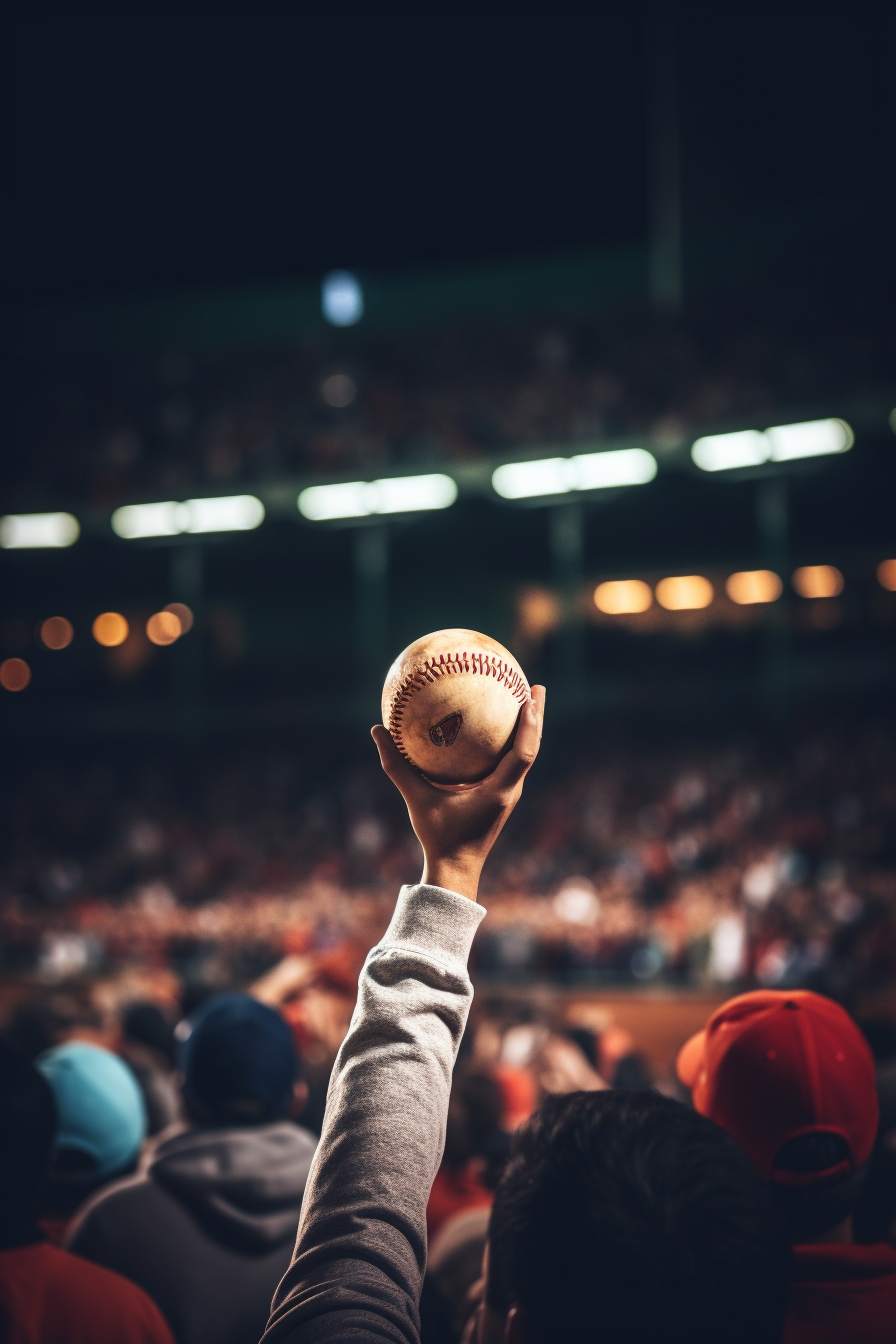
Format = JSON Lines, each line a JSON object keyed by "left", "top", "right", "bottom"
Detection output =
{"left": 594, "top": 579, "right": 653, "bottom": 615}
{"left": 725, "top": 571, "right": 783, "bottom": 605}
{"left": 39, "top": 617, "right": 74, "bottom": 649}
{"left": 93, "top": 612, "right": 129, "bottom": 647}
{"left": 876, "top": 560, "right": 896, "bottom": 592}
{"left": 146, "top": 612, "right": 182, "bottom": 646}
{"left": 0, "top": 658, "right": 31, "bottom": 691}
{"left": 792, "top": 566, "right": 843, "bottom": 599}
{"left": 655, "top": 576, "right": 714, "bottom": 611}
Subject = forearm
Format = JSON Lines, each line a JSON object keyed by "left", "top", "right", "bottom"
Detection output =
{"left": 263, "top": 883, "right": 485, "bottom": 1344}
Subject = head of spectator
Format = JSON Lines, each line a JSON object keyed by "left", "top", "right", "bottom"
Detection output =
{"left": 677, "top": 989, "right": 878, "bottom": 1243}
{"left": 481, "top": 1089, "right": 789, "bottom": 1344}
{"left": 122, "top": 1001, "right": 177, "bottom": 1069}
{"left": 119, "top": 1001, "right": 181, "bottom": 1135}
{"left": 36, "top": 1040, "right": 147, "bottom": 1226}
{"left": 177, "top": 993, "right": 300, "bottom": 1127}
{"left": 0, "top": 1039, "right": 57, "bottom": 1243}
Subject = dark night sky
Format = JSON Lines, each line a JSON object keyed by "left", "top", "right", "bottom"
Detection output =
{"left": 3, "top": 5, "right": 894, "bottom": 303}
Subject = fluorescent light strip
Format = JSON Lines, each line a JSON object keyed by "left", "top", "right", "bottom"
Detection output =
{"left": 0, "top": 512, "right": 80, "bottom": 549}
{"left": 492, "top": 447, "right": 657, "bottom": 500}
{"left": 692, "top": 419, "right": 853, "bottom": 472}
{"left": 111, "top": 495, "right": 265, "bottom": 540}
{"left": 298, "top": 473, "right": 457, "bottom": 521}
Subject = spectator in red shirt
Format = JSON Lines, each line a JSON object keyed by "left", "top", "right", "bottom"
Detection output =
{"left": 678, "top": 989, "right": 896, "bottom": 1344}
{"left": 0, "top": 1039, "right": 174, "bottom": 1344}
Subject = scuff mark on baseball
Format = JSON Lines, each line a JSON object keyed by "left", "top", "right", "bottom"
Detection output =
{"left": 382, "top": 629, "right": 530, "bottom": 785}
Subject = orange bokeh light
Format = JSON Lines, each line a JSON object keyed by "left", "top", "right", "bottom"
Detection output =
{"left": 655, "top": 575, "right": 714, "bottom": 611}
{"left": 164, "top": 602, "right": 194, "bottom": 633}
{"left": 40, "top": 616, "right": 74, "bottom": 650}
{"left": 594, "top": 579, "right": 653, "bottom": 615}
{"left": 792, "top": 565, "right": 844, "bottom": 599}
{"left": 876, "top": 560, "right": 896, "bottom": 593}
{"left": 93, "top": 612, "right": 129, "bottom": 647}
{"left": 1, "top": 658, "right": 31, "bottom": 692}
{"left": 146, "top": 611, "right": 182, "bottom": 646}
{"left": 725, "top": 570, "right": 783, "bottom": 606}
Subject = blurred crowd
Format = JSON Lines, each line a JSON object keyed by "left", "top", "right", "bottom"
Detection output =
{"left": 2, "top": 716, "right": 895, "bottom": 1004}
{"left": 6, "top": 264, "right": 892, "bottom": 509}
{"left": 3, "top": 712, "right": 896, "bottom": 1342}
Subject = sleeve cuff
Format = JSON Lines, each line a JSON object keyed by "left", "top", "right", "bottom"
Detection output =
{"left": 380, "top": 883, "right": 487, "bottom": 971}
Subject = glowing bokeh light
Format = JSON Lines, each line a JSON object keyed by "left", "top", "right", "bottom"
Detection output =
{"left": 792, "top": 565, "right": 844, "bottom": 599}
{"left": 492, "top": 448, "right": 657, "bottom": 500}
{"left": 0, "top": 512, "right": 80, "bottom": 549}
{"left": 164, "top": 602, "right": 194, "bottom": 633}
{"left": 876, "top": 560, "right": 896, "bottom": 592}
{"left": 146, "top": 611, "right": 182, "bottom": 646}
{"left": 321, "top": 374, "right": 357, "bottom": 408}
{"left": 0, "top": 658, "right": 31, "bottom": 691}
{"left": 594, "top": 579, "right": 653, "bottom": 615}
{"left": 93, "top": 612, "right": 129, "bottom": 647}
{"left": 725, "top": 570, "right": 783, "bottom": 605}
{"left": 298, "top": 474, "right": 457, "bottom": 520}
{"left": 655, "top": 575, "right": 714, "bottom": 611}
{"left": 112, "top": 496, "right": 264, "bottom": 539}
{"left": 39, "top": 617, "right": 74, "bottom": 649}
{"left": 321, "top": 271, "right": 364, "bottom": 326}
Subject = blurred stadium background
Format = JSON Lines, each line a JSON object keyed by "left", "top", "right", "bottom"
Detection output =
{"left": 2, "top": 7, "right": 895, "bottom": 1081}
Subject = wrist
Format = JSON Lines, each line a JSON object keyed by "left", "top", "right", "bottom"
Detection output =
{"left": 421, "top": 855, "right": 483, "bottom": 902}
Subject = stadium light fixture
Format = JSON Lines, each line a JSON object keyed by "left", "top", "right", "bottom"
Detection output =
{"left": 492, "top": 447, "right": 657, "bottom": 500}
{"left": 655, "top": 575, "right": 714, "bottom": 611}
{"left": 691, "top": 419, "right": 853, "bottom": 472}
{"left": 594, "top": 579, "right": 653, "bottom": 615}
{"left": 690, "top": 430, "right": 769, "bottom": 473}
{"left": 765, "top": 418, "right": 853, "bottom": 461}
{"left": 792, "top": 565, "right": 844, "bottom": 599}
{"left": 297, "top": 473, "right": 457, "bottom": 522}
{"left": 111, "top": 495, "right": 265, "bottom": 540}
{"left": 0, "top": 512, "right": 80, "bottom": 549}
{"left": 725, "top": 570, "right": 783, "bottom": 605}
{"left": 322, "top": 270, "right": 364, "bottom": 326}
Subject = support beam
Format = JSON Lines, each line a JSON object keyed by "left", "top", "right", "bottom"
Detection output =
{"left": 756, "top": 478, "right": 790, "bottom": 711}
{"left": 354, "top": 524, "right": 389, "bottom": 688}
{"left": 549, "top": 502, "right": 585, "bottom": 698}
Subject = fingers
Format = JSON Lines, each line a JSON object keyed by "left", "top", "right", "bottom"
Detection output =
{"left": 492, "top": 684, "right": 546, "bottom": 792}
{"left": 370, "top": 725, "right": 430, "bottom": 804}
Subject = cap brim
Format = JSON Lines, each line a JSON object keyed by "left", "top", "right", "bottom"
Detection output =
{"left": 676, "top": 1029, "right": 707, "bottom": 1089}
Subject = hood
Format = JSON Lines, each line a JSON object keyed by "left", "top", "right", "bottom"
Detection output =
{"left": 149, "top": 1121, "right": 317, "bottom": 1252}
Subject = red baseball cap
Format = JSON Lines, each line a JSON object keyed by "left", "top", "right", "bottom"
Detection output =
{"left": 676, "top": 990, "right": 878, "bottom": 1183}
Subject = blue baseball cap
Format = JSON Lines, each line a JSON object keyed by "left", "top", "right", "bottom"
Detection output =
{"left": 36, "top": 1041, "right": 147, "bottom": 1178}
{"left": 177, "top": 993, "right": 297, "bottom": 1124}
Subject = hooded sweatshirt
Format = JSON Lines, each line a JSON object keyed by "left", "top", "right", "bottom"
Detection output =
{"left": 66, "top": 1121, "right": 317, "bottom": 1344}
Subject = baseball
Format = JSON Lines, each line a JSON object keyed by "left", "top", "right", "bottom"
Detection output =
{"left": 382, "top": 629, "right": 530, "bottom": 785}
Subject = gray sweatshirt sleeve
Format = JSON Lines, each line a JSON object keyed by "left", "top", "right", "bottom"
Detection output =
{"left": 262, "top": 882, "right": 486, "bottom": 1344}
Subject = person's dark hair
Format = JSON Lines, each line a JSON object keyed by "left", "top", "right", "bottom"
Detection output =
{"left": 444, "top": 1068, "right": 510, "bottom": 1190}
{"left": 0, "top": 1040, "right": 57, "bottom": 1236}
{"left": 122, "top": 1001, "right": 177, "bottom": 1068}
{"left": 487, "top": 1090, "right": 789, "bottom": 1344}
{"left": 772, "top": 1132, "right": 868, "bottom": 1241}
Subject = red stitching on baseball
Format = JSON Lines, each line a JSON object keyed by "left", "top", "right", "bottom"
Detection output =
{"left": 387, "top": 649, "right": 529, "bottom": 762}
